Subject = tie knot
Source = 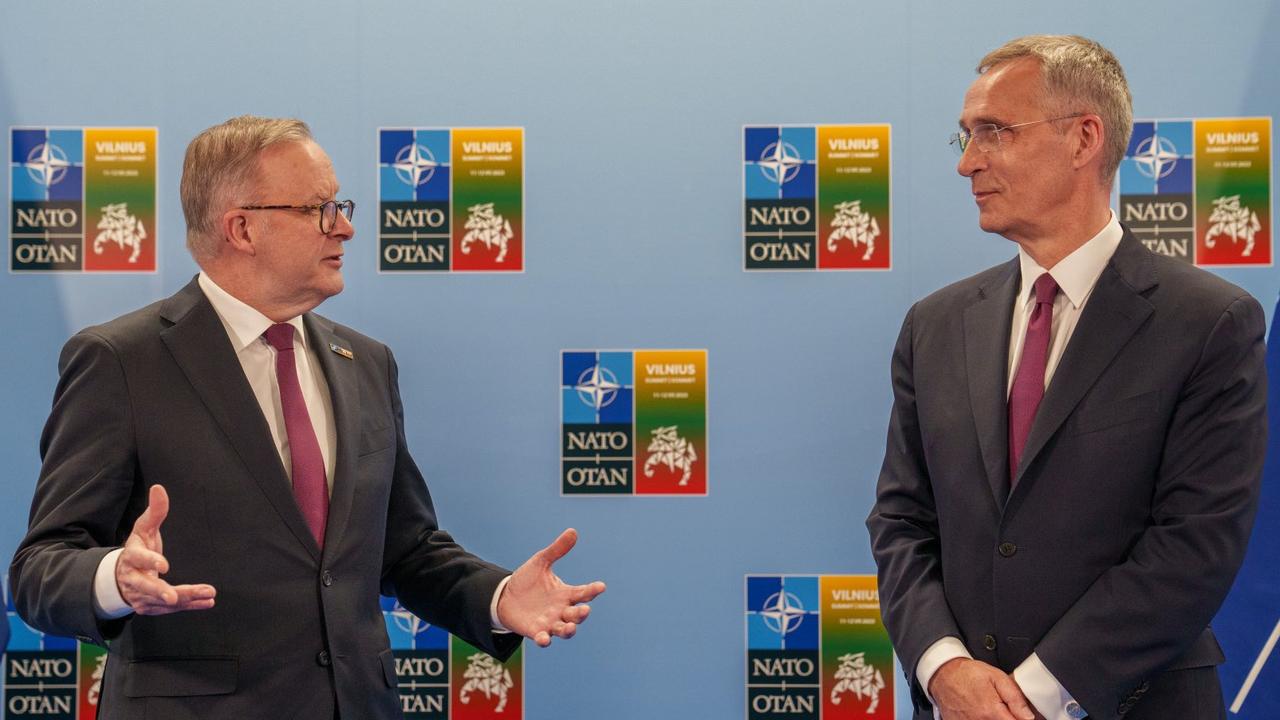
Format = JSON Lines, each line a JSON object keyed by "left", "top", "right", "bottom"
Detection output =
{"left": 264, "top": 323, "right": 295, "bottom": 352}
{"left": 1033, "top": 273, "right": 1059, "bottom": 305}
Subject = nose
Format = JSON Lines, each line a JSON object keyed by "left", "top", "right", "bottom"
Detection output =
{"left": 329, "top": 206, "right": 354, "bottom": 242}
{"left": 956, "top": 142, "right": 984, "bottom": 178}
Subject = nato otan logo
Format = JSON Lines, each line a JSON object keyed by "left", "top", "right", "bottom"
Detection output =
{"left": 5, "top": 597, "right": 108, "bottom": 718}
{"left": 745, "top": 575, "right": 893, "bottom": 719}
{"left": 1120, "top": 118, "right": 1272, "bottom": 266}
{"left": 743, "top": 125, "right": 892, "bottom": 271}
{"left": 561, "top": 350, "right": 708, "bottom": 496}
{"left": 380, "top": 597, "right": 523, "bottom": 719}
{"left": 10, "top": 127, "right": 158, "bottom": 272}
{"left": 378, "top": 127, "right": 525, "bottom": 272}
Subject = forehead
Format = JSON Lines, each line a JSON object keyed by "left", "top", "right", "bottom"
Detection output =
{"left": 253, "top": 140, "right": 337, "bottom": 197}
{"left": 960, "top": 58, "right": 1043, "bottom": 126}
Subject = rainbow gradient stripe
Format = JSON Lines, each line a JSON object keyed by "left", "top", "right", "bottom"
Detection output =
{"left": 1194, "top": 118, "right": 1272, "bottom": 266}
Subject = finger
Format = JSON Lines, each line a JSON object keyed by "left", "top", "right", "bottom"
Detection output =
{"left": 562, "top": 604, "right": 591, "bottom": 624}
{"left": 133, "top": 484, "right": 171, "bottom": 539}
{"left": 568, "top": 580, "right": 606, "bottom": 603}
{"left": 533, "top": 630, "right": 551, "bottom": 647}
{"left": 122, "top": 574, "right": 181, "bottom": 607}
{"left": 171, "top": 583, "right": 218, "bottom": 602}
{"left": 993, "top": 675, "right": 1036, "bottom": 720}
{"left": 553, "top": 621, "right": 577, "bottom": 639}
{"left": 538, "top": 528, "right": 578, "bottom": 565}
{"left": 120, "top": 545, "right": 169, "bottom": 575}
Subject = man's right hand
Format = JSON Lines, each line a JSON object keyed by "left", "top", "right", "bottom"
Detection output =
{"left": 114, "top": 485, "right": 217, "bottom": 615}
{"left": 930, "top": 657, "right": 1037, "bottom": 720}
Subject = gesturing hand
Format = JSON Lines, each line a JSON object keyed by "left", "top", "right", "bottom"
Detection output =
{"left": 930, "top": 658, "right": 1037, "bottom": 720}
{"left": 495, "top": 528, "right": 606, "bottom": 647}
{"left": 114, "top": 485, "right": 217, "bottom": 616}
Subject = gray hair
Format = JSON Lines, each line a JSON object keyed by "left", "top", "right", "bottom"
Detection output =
{"left": 978, "top": 35, "right": 1132, "bottom": 184}
{"left": 180, "top": 115, "right": 314, "bottom": 260}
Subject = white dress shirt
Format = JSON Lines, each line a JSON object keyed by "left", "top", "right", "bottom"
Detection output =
{"left": 94, "top": 273, "right": 508, "bottom": 628}
{"left": 917, "top": 212, "right": 1123, "bottom": 720}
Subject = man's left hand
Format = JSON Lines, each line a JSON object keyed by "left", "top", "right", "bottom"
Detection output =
{"left": 496, "top": 528, "right": 606, "bottom": 647}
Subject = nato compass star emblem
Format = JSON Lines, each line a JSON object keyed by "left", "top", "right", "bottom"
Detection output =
{"left": 760, "top": 590, "right": 808, "bottom": 636}
{"left": 25, "top": 142, "right": 71, "bottom": 186}
{"left": 575, "top": 364, "right": 620, "bottom": 411}
{"left": 757, "top": 140, "right": 804, "bottom": 187}
{"left": 393, "top": 143, "right": 439, "bottom": 187}
{"left": 1133, "top": 134, "right": 1180, "bottom": 180}
{"left": 389, "top": 600, "right": 432, "bottom": 639}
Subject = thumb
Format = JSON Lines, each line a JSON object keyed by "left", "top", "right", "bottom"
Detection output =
{"left": 993, "top": 674, "right": 1036, "bottom": 720}
{"left": 539, "top": 528, "right": 578, "bottom": 565}
{"left": 134, "top": 484, "right": 170, "bottom": 535}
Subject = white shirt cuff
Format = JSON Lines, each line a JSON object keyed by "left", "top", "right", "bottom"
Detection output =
{"left": 917, "top": 635, "right": 972, "bottom": 717}
{"left": 490, "top": 575, "right": 512, "bottom": 633}
{"left": 92, "top": 548, "right": 133, "bottom": 619}
{"left": 1013, "top": 652, "right": 1081, "bottom": 720}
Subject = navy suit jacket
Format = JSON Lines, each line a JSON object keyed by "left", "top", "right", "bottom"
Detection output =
{"left": 10, "top": 277, "right": 520, "bottom": 719}
{"left": 866, "top": 230, "right": 1266, "bottom": 720}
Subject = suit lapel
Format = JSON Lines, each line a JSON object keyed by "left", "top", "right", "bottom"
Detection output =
{"left": 963, "top": 258, "right": 1020, "bottom": 506}
{"left": 159, "top": 278, "right": 321, "bottom": 562}
{"left": 1012, "top": 230, "right": 1157, "bottom": 489}
{"left": 305, "top": 314, "right": 360, "bottom": 558}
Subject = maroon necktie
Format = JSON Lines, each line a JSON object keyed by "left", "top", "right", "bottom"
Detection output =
{"left": 1008, "top": 273, "right": 1059, "bottom": 482}
{"left": 264, "top": 323, "right": 329, "bottom": 547}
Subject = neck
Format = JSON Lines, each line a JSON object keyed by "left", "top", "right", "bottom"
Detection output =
{"left": 1015, "top": 197, "right": 1112, "bottom": 270}
{"left": 202, "top": 262, "right": 317, "bottom": 322}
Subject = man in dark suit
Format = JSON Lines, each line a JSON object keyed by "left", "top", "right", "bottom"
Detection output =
{"left": 9, "top": 116, "right": 605, "bottom": 719}
{"left": 866, "top": 36, "right": 1265, "bottom": 720}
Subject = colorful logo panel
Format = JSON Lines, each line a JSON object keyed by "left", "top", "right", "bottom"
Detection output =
{"left": 381, "top": 597, "right": 524, "bottom": 719}
{"left": 1120, "top": 117, "right": 1271, "bottom": 266}
{"left": 378, "top": 128, "right": 524, "bottom": 272}
{"left": 561, "top": 350, "right": 708, "bottom": 496}
{"left": 745, "top": 575, "right": 893, "bottom": 720}
{"left": 744, "top": 125, "right": 891, "bottom": 271}
{"left": 4, "top": 601, "right": 108, "bottom": 719}
{"left": 10, "top": 127, "right": 157, "bottom": 273}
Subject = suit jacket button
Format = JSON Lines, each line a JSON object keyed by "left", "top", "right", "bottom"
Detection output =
{"left": 983, "top": 634, "right": 997, "bottom": 651}
{"left": 998, "top": 542, "right": 1017, "bottom": 557}
{"left": 322, "top": 571, "right": 334, "bottom": 587}
{"left": 317, "top": 650, "right": 331, "bottom": 666}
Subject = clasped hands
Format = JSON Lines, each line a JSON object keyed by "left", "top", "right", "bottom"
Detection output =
{"left": 115, "top": 485, "right": 606, "bottom": 647}
{"left": 930, "top": 657, "right": 1043, "bottom": 720}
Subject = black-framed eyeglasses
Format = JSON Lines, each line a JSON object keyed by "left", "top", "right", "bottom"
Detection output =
{"left": 239, "top": 199, "right": 355, "bottom": 234}
{"left": 948, "top": 114, "right": 1084, "bottom": 156}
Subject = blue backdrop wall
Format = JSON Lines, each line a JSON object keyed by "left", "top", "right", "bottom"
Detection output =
{"left": 1, "top": 1, "right": 1277, "bottom": 718}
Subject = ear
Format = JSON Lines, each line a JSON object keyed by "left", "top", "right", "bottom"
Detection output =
{"left": 1072, "top": 114, "right": 1106, "bottom": 172}
{"left": 220, "top": 208, "right": 257, "bottom": 256}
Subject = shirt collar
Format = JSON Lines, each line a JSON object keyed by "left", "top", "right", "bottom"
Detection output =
{"left": 1016, "top": 210, "right": 1123, "bottom": 310}
{"left": 197, "top": 272, "right": 307, "bottom": 353}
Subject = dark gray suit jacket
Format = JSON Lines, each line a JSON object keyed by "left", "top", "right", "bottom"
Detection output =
{"left": 866, "top": 230, "right": 1266, "bottom": 720}
{"left": 10, "top": 277, "right": 520, "bottom": 719}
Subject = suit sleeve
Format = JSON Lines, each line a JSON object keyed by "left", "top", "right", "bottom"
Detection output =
{"left": 377, "top": 347, "right": 521, "bottom": 661}
{"left": 9, "top": 331, "right": 141, "bottom": 645}
{"left": 1035, "top": 294, "right": 1266, "bottom": 716}
{"left": 865, "top": 305, "right": 963, "bottom": 706}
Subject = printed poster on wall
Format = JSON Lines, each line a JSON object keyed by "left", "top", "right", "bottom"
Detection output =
{"left": 382, "top": 597, "right": 524, "bottom": 719}
{"left": 560, "top": 349, "right": 708, "bottom": 496}
{"left": 10, "top": 127, "right": 157, "bottom": 272}
{"left": 4, "top": 601, "right": 109, "bottom": 719}
{"left": 746, "top": 575, "right": 894, "bottom": 720}
{"left": 378, "top": 127, "right": 524, "bottom": 272}
{"left": 743, "top": 124, "right": 891, "bottom": 271}
{"left": 1119, "top": 117, "right": 1272, "bottom": 266}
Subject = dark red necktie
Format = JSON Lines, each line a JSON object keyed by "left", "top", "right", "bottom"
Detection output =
{"left": 264, "top": 323, "right": 328, "bottom": 547}
{"left": 1008, "top": 273, "right": 1059, "bottom": 482}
